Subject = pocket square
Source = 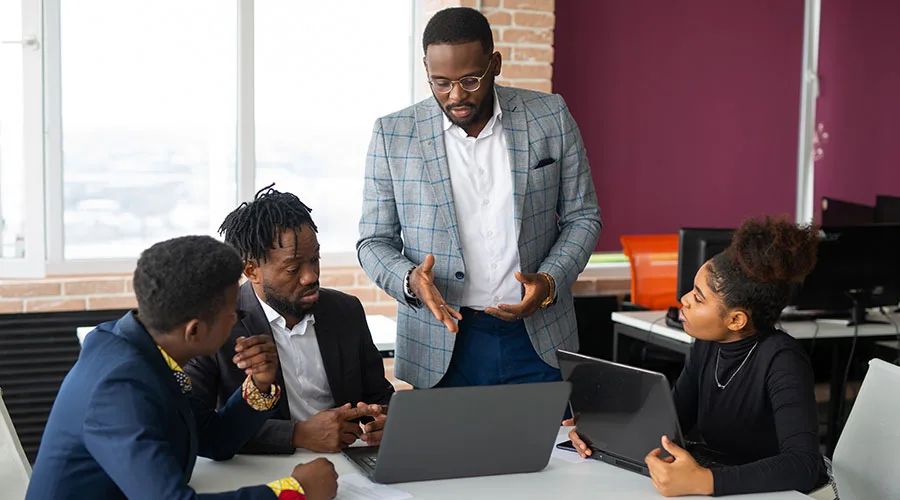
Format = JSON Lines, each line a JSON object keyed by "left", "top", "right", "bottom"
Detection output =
{"left": 533, "top": 158, "right": 557, "bottom": 169}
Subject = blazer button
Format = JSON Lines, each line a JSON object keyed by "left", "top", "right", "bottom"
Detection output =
{"left": 455, "top": 271, "right": 465, "bottom": 280}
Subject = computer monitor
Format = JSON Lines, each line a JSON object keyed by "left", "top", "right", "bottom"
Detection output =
{"left": 821, "top": 197, "right": 875, "bottom": 226}
{"left": 792, "top": 224, "right": 900, "bottom": 324}
{"left": 875, "top": 195, "right": 900, "bottom": 224}
{"left": 676, "top": 228, "right": 734, "bottom": 301}
{"left": 678, "top": 224, "right": 900, "bottom": 325}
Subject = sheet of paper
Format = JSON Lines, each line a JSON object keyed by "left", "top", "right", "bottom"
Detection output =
{"left": 337, "top": 473, "right": 413, "bottom": 500}
{"left": 551, "top": 446, "right": 590, "bottom": 464}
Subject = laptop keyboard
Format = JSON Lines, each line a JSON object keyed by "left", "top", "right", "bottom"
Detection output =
{"left": 361, "top": 455, "right": 377, "bottom": 468}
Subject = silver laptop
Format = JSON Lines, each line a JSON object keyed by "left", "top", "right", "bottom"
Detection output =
{"left": 342, "top": 381, "right": 571, "bottom": 484}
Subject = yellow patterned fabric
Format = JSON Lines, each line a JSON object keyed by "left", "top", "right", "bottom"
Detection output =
{"left": 241, "top": 375, "right": 281, "bottom": 411}
{"left": 157, "top": 346, "right": 192, "bottom": 394}
{"left": 267, "top": 476, "right": 303, "bottom": 497}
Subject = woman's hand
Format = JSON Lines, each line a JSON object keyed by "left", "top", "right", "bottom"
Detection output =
{"left": 562, "top": 419, "right": 592, "bottom": 458}
{"left": 644, "top": 436, "right": 714, "bottom": 497}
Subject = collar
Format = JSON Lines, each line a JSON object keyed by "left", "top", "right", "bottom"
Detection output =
{"left": 157, "top": 345, "right": 192, "bottom": 394}
{"left": 442, "top": 88, "right": 503, "bottom": 137}
{"left": 717, "top": 330, "right": 769, "bottom": 358}
{"left": 115, "top": 311, "right": 194, "bottom": 397}
{"left": 255, "top": 291, "right": 316, "bottom": 335}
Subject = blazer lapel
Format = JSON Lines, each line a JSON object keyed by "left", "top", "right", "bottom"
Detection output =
{"left": 238, "top": 282, "right": 292, "bottom": 420}
{"left": 310, "top": 297, "right": 344, "bottom": 404}
{"left": 415, "top": 99, "right": 464, "bottom": 256}
{"left": 498, "top": 86, "right": 530, "bottom": 240}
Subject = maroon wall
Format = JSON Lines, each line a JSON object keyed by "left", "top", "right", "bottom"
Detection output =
{"left": 555, "top": 0, "right": 805, "bottom": 250}
{"left": 814, "top": 0, "right": 900, "bottom": 217}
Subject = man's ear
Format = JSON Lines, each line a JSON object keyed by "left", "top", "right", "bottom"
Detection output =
{"left": 244, "top": 260, "right": 262, "bottom": 285}
{"left": 182, "top": 318, "right": 204, "bottom": 349}
{"left": 492, "top": 51, "right": 502, "bottom": 77}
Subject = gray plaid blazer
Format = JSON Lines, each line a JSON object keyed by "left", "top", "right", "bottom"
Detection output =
{"left": 357, "top": 85, "right": 601, "bottom": 388}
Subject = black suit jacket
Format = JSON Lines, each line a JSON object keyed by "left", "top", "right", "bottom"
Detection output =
{"left": 185, "top": 281, "right": 394, "bottom": 454}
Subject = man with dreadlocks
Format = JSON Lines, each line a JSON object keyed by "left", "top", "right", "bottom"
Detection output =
{"left": 186, "top": 186, "right": 394, "bottom": 455}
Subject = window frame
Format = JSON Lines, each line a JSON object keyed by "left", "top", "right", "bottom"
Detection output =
{"left": 0, "top": 0, "right": 46, "bottom": 278}
{"left": 794, "top": 0, "right": 822, "bottom": 225}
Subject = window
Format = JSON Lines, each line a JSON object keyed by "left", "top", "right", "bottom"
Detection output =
{"left": 1, "top": 1, "right": 26, "bottom": 259}
{"left": 59, "top": 0, "right": 238, "bottom": 260}
{"left": 254, "top": 0, "right": 414, "bottom": 253}
{"left": 1, "top": 0, "right": 415, "bottom": 277}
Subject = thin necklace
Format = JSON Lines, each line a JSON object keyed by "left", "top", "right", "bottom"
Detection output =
{"left": 715, "top": 342, "right": 759, "bottom": 389}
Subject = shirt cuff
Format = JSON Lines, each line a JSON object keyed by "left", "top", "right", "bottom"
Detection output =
{"left": 242, "top": 375, "right": 281, "bottom": 412}
{"left": 267, "top": 477, "right": 305, "bottom": 499}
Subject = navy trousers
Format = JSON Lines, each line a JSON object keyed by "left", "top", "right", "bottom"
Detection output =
{"left": 436, "top": 308, "right": 563, "bottom": 387}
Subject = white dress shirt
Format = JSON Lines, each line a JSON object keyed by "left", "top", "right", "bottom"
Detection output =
{"left": 443, "top": 90, "right": 522, "bottom": 309}
{"left": 255, "top": 293, "right": 334, "bottom": 421}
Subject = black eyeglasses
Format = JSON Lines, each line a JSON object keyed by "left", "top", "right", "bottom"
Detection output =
{"left": 428, "top": 58, "right": 494, "bottom": 94}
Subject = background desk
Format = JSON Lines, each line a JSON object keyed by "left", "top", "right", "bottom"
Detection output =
{"left": 190, "top": 427, "right": 809, "bottom": 500}
{"left": 611, "top": 310, "right": 900, "bottom": 457}
{"left": 365, "top": 315, "right": 397, "bottom": 355}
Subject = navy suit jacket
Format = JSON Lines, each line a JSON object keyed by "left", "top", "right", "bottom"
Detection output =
{"left": 26, "top": 311, "right": 278, "bottom": 500}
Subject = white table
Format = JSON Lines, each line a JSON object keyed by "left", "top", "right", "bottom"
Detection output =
{"left": 190, "top": 427, "right": 809, "bottom": 499}
{"left": 76, "top": 315, "right": 398, "bottom": 353}
{"left": 611, "top": 309, "right": 900, "bottom": 457}
{"left": 76, "top": 326, "right": 92, "bottom": 345}
{"left": 365, "top": 315, "right": 397, "bottom": 354}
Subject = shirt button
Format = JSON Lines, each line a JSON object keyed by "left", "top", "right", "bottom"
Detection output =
{"left": 493, "top": 296, "right": 501, "bottom": 302}
{"left": 455, "top": 271, "right": 465, "bottom": 280}
{"left": 491, "top": 263, "right": 498, "bottom": 270}
{"left": 486, "top": 230, "right": 494, "bottom": 238}
{"left": 482, "top": 199, "right": 490, "bottom": 206}
{"left": 479, "top": 168, "right": 485, "bottom": 175}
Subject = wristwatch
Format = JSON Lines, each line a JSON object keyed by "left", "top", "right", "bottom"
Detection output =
{"left": 404, "top": 267, "right": 417, "bottom": 299}
{"left": 538, "top": 272, "right": 555, "bottom": 308}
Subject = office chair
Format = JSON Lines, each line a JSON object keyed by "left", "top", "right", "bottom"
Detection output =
{"left": 1, "top": 387, "right": 32, "bottom": 499}
{"left": 620, "top": 234, "right": 680, "bottom": 311}
{"left": 830, "top": 358, "right": 900, "bottom": 499}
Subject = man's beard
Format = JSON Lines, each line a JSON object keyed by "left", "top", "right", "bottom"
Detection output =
{"left": 262, "top": 280, "right": 318, "bottom": 320}
{"left": 436, "top": 91, "right": 493, "bottom": 129}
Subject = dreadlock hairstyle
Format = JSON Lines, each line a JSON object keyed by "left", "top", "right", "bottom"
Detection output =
{"left": 707, "top": 215, "right": 820, "bottom": 331}
{"left": 218, "top": 183, "right": 318, "bottom": 264}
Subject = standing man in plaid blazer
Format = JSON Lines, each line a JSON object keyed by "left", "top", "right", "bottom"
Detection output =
{"left": 357, "top": 7, "right": 601, "bottom": 389}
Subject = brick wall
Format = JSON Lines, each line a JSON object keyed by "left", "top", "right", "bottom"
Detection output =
{"left": 0, "top": 268, "right": 400, "bottom": 316}
{"left": 0, "top": 266, "right": 627, "bottom": 316}
{"left": 424, "top": 0, "right": 555, "bottom": 93}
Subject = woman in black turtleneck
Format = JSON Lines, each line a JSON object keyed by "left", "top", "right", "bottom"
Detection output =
{"left": 567, "top": 216, "right": 829, "bottom": 497}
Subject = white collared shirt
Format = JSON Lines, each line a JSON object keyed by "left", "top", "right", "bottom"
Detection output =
{"left": 443, "top": 90, "right": 522, "bottom": 308}
{"left": 255, "top": 293, "right": 334, "bottom": 421}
